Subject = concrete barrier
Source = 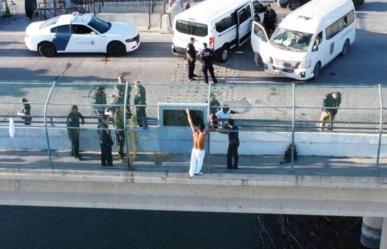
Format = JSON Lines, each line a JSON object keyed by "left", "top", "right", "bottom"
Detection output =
{"left": 0, "top": 126, "right": 386, "bottom": 157}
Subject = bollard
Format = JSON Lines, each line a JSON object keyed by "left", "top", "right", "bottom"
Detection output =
{"left": 361, "top": 217, "right": 383, "bottom": 249}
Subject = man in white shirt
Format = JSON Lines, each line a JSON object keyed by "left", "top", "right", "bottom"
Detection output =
{"left": 215, "top": 105, "right": 239, "bottom": 125}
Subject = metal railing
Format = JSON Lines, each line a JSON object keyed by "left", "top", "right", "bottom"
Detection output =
{"left": 0, "top": 81, "right": 386, "bottom": 175}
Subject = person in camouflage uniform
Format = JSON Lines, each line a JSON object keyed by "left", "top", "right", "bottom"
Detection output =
{"left": 134, "top": 80, "right": 147, "bottom": 129}
{"left": 320, "top": 91, "right": 342, "bottom": 131}
{"left": 93, "top": 86, "right": 107, "bottom": 114}
{"left": 113, "top": 106, "right": 125, "bottom": 160}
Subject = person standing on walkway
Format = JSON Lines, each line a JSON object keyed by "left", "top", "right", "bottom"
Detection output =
{"left": 224, "top": 119, "right": 239, "bottom": 169}
{"left": 134, "top": 80, "right": 148, "bottom": 129}
{"left": 117, "top": 73, "right": 132, "bottom": 118}
{"left": 215, "top": 104, "right": 240, "bottom": 127}
{"left": 263, "top": 4, "right": 277, "bottom": 38}
{"left": 186, "top": 109, "right": 211, "bottom": 178}
{"left": 17, "top": 98, "right": 32, "bottom": 125}
{"left": 93, "top": 86, "right": 107, "bottom": 115}
{"left": 186, "top": 37, "right": 197, "bottom": 81}
{"left": 199, "top": 43, "right": 217, "bottom": 84}
{"left": 209, "top": 93, "right": 221, "bottom": 115}
{"left": 320, "top": 91, "right": 342, "bottom": 131}
{"left": 98, "top": 115, "right": 113, "bottom": 166}
{"left": 66, "top": 105, "right": 85, "bottom": 160}
{"left": 113, "top": 106, "right": 125, "bottom": 161}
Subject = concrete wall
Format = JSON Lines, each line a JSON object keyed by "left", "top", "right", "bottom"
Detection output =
{"left": 1, "top": 126, "right": 386, "bottom": 157}
{"left": 1, "top": 168, "right": 387, "bottom": 217}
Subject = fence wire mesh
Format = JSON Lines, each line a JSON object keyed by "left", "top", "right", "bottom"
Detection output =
{"left": 0, "top": 81, "right": 386, "bottom": 176}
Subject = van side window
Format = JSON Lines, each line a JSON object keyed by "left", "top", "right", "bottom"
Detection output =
{"left": 238, "top": 6, "right": 252, "bottom": 24}
{"left": 215, "top": 13, "right": 237, "bottom": 33}
{"left": 313, "top": 32, "right": 323, "bottom": 51}
{"left": 253, "top": 23, "right": 267, "bottom": 42}
{"left": 325, "top": 10, "right": 355, "bottom": 40}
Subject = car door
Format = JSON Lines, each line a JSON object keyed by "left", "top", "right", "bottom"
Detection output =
{"left": 67, "top": 24, "right": 100, "bottom": 53}
{"left": 50, "top": 25, "right": 72, "bottom": 52}
{"left": 237, "top": 4, "right": 252, "bottom": 46}
{"left": 251, "top": 21, "right": 270, "bottom": 63}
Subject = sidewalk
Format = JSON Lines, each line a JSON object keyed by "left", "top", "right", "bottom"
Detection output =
{"left": 1, "top": 149, "right": 386, "bottom": 177}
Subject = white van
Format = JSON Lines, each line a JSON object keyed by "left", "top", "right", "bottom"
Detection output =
{"left": 251, "top": 0, "right": 356, "bottom": 80}
{"left": 172, "top": 0, "right": 267, "bottom": 62}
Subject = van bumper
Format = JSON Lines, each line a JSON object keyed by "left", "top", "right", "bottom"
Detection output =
{"left": 264, "top": 63, "right": 313, "bottom": 81}
{"left": 172, "top": 44, "right": 186, "bottom": 55}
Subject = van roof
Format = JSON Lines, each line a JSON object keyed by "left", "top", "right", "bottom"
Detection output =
{"left": 279, "top": 0, "right": 353, "bottom": 34}
{"left": 175, "top": 0, "right": 251, "bottom": 23}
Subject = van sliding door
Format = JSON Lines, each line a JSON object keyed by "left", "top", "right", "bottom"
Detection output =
{"left": 237, "top": 5, "right": 253, "bottom": 47}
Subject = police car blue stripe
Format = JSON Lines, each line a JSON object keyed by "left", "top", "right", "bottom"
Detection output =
{"left": 52, "top": 33, "right": 71, "bottom": 51}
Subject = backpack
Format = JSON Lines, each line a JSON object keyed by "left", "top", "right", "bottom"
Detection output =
{"left": 281, "top": 143, "right": 298, "bottom": 164}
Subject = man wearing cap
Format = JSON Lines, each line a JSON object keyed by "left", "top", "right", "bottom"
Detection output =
{"left": 199, "top": 42, "right": 217, "bottom": 84}
{"left": 66, "top": 105, "right": 85, "bottom": 160}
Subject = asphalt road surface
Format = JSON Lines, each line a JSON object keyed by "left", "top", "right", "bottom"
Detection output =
{"left": 0, "top": 0, "right": 387, "bottom": 124}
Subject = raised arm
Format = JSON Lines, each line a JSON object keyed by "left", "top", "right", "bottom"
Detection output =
{"left": 186, "top": 109, "right": 195, "bottom": 133}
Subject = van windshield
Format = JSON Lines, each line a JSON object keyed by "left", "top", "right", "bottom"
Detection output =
{"left": 176, "top": 20, "right": 208, "bottom": 37}
{"left": 271, "top": 28, "right": 313, "bottom": 52}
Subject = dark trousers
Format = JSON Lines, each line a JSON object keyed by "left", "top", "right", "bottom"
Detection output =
{"left": 227, "top": 142, "right": 239, "bottom": 169}
{"left": 136, "top": 107, "right": 148, "bottom": 129}
{"left": 100, "top": 142, "right": 113, "bottom": 166}
{"left": 202, "top": 63, "right": 217, "bottom": 84}
{"left": 115, "top": 130, "right": 125, "bottom": 159}
{"left": 188, "top": 59, "right": 195, "bottom": 78}
{"left": 68, "top": 129, "right": 80, "bottom": 158}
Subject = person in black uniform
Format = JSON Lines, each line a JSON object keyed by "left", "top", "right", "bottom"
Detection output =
{"left": 18, "top": 98, "right": 32, "bottom": 125}
{"left": 199, "top": 43, "right": 218, "bottom": 84}
{"left": 66, "top": 105, "right": 85, "bottom": 160}
{"left": 186, "top": 37, "right": 197, "bottom": 80}
{"left": 98, "top": 115, "right": 113, "bottom": 166}
{"left": 224, "top": 119, "right": 239, "bottom": 169}
{"left": 263, "top": 4, "right": 277, "bottom": 38}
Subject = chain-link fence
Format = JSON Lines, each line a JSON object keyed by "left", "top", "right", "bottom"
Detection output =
{"left": 0, "top": 81, "right": 386, "bottom": 175}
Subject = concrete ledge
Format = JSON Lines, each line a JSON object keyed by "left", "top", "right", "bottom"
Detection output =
{"left": 1, "top": 168, "right": 387, "bottom": 216}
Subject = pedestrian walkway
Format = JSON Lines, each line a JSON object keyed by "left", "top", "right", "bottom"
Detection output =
{"left": 1, "top": 149, "right": 386, "bottom": 177}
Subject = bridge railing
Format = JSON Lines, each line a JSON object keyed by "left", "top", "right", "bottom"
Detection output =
{"left": 0, "top": 81, "right": 386, "bottom": 175}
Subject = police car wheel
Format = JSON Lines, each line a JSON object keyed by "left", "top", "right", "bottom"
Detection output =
{"left": 38, "top": 42, "right": 57, "bottom": 57}
{"left": 341, "top": 40, "right": 350, "bottom": 56}
{"left": 313, "top": 62, "right": 321, "bottom": 80}
{"left": 107, "top": 41, "right": 126, "bottom": 57}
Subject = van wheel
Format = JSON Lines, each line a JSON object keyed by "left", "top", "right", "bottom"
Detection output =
{"left": 288, "top": 0, "right": 301, "bottom": 10}
{"left": 341, "top": 40, "right": 350, "bottom": 56}
{"left": 38, "top": 42, "right": 57, "bottom": 57}
{"left": 107, "top": 41, "right": 126, "bottom": 57}
{"left": 219, "top": 47, "right": 229, "bottom": 63}
{"left": 313, "top": 62, "right": 321, "bottom": 80}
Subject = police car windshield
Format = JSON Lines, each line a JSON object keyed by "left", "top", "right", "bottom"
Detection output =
{"left": 40, "top": 16, "right": 60, "bottom": 29}
{"left": 176, "top": 20, "right": 208, "bottom": 37}
{"left": 88, "top": 16, "right": 111, "bottom": 34}
{"left": 271, "top": 28, "right": 313, "bottom": 52}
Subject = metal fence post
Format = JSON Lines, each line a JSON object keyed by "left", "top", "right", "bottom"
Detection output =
{"left": 44, "top": 81, "right": 56, "bottom": 169}
{"left": 376, "top": 84, "right": 383, "bottom": 168}
{"left": 206, "top": 81, "right": 212, "bottom": 173}
{"left": 291, "top": 83, "right": 295, "bottom": 166}
{"left": 124, "top": 81, "right": 130, "bottom": 170}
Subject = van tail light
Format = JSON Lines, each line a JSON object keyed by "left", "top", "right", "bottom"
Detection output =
{"left": 209, "top": 37, "right": 215, "bottom": 49}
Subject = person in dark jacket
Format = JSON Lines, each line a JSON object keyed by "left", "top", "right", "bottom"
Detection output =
{"left": 98, "top": 115, "right": 113, "bottom": 166}
{"left": 209, "top": 94, "right": 221, "bottom": 115}
{"left": 18, "top": 98, "right": 32, "bottom": 125}
{"left": 134, "top": 80, "right": 148, "bottom": 129}
{"left": 113, "top": 106, "right": 125, "bottom": 161}
{"left": 199, "top": 43, "right": 218, "bottom": 84}
{"left": 320, "top": 91, "right": 342, "bottom": 131}
{"left": 186, "top": 37, "right": 197, "bottom": 80}
{"left": 66, "top": 105, "right": 85, "bottom": 160}
{"left": 93, "top": 86, "right": 107, "bottom": 114}
{"left": 263, "top": 4, "right": 277, "bottom": 38}
{"left": 224, "top": 119, "right": 239, "bottom": 169}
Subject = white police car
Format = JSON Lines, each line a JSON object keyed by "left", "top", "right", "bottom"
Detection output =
{"left": 25, "top": 13, "right": 140, "bottom": 57}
